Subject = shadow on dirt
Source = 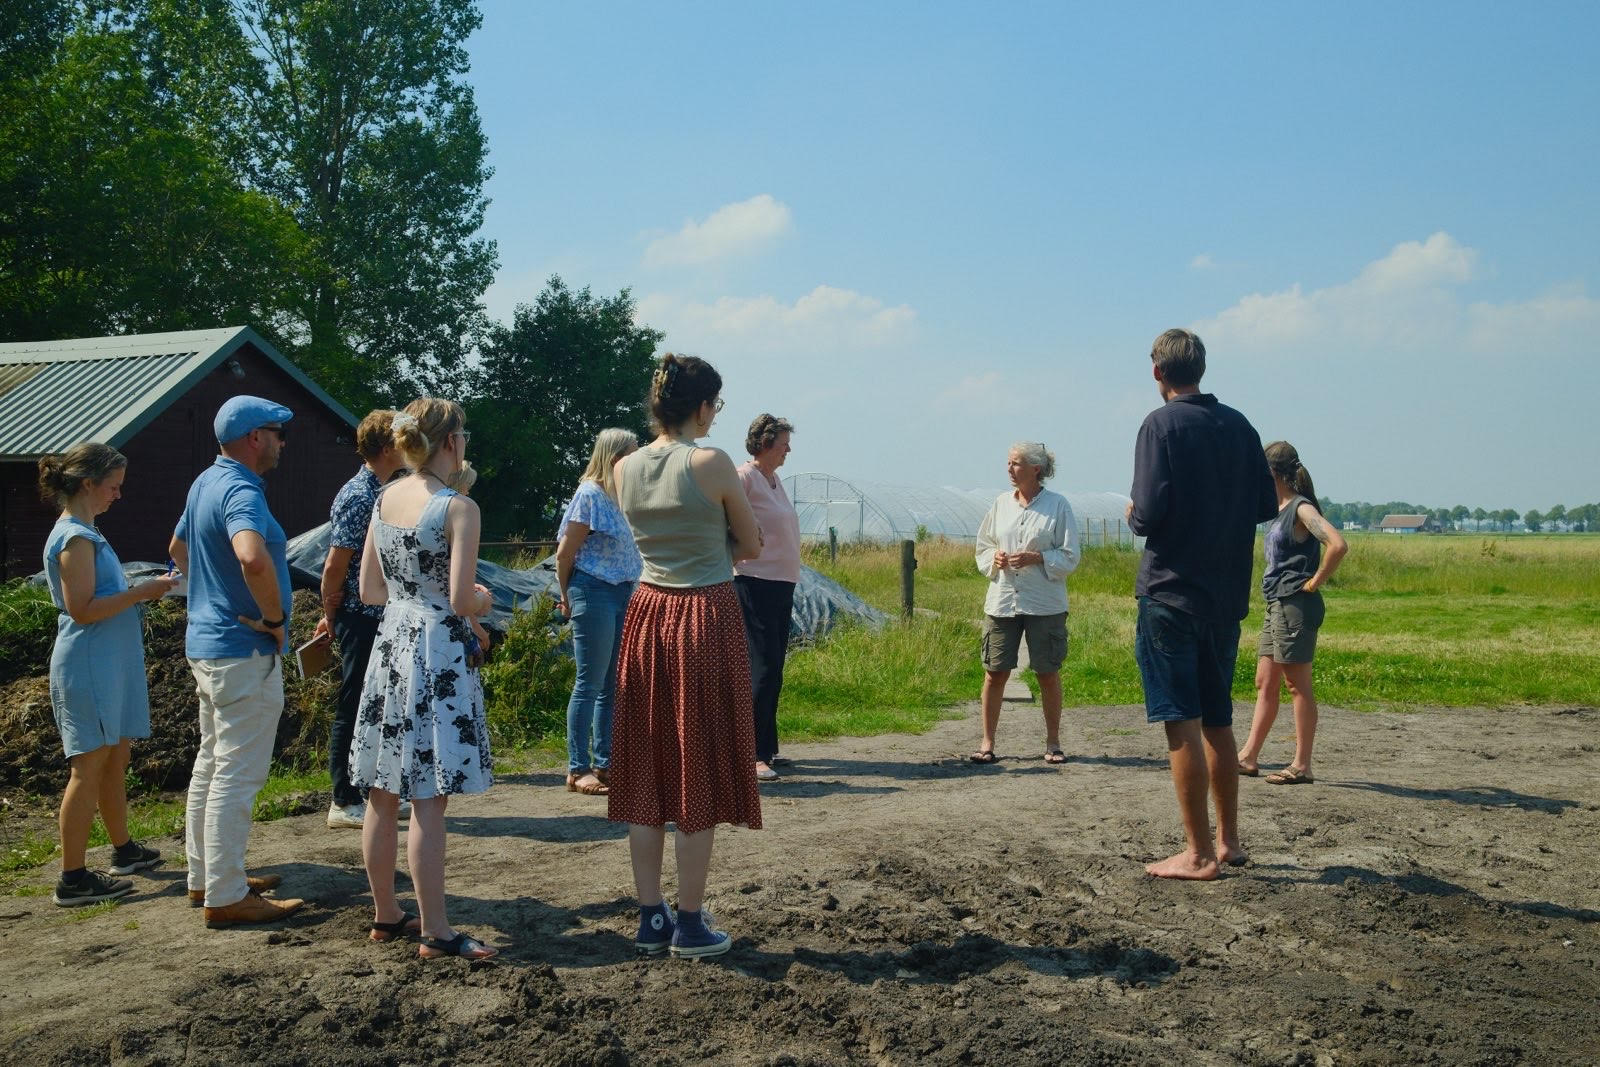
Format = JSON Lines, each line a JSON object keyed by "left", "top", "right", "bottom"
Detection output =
{"left": 1326, "top": 779, "right": 1581, "bottom": 813}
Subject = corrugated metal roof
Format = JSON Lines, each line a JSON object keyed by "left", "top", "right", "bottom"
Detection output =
{"left": 0, "top": 349, "right": 201, "bottom": 455}
{"left": 0, "top": 327, "right": 357, "bottom": 458}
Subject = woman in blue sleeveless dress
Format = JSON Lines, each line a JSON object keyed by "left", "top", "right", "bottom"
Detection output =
{"left": 38, "top": 443, "right": 175, "bottom": 906}
{"left": 348, "top": 398, "right": 497, "bottom": 960}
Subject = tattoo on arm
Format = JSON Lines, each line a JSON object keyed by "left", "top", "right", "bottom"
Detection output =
{"left": 1302, "top": 508, "right": 1335, "bottom": 544}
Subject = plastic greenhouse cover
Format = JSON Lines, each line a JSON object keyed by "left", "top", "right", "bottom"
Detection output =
{"left": 783, "top": 472, "right": 1137, "bottom": 546}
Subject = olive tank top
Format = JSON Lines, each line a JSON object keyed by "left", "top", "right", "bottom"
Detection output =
{"left": 618, "top": 442, "right": 733, "bottom": 588}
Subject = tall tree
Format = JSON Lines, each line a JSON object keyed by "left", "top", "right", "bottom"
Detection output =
{"left": 1523, "top": 509, "right": 1543, "bottom": 533}
{"left": 1472, "top": 507, "right": 1487, "bottom": 531}
{"left": 0, "top": 3, "right": 307, "bottom": 342}
{"left": 467, "top": 277, "right": 663, "bottom": 539}
{"left": 1545, "top": 504, "right": 1567, "bottom": 531}
{"left": 165, "top": 0, "right": 498, "bottom": 410}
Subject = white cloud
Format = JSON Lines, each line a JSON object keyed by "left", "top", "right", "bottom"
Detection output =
{"left": 1192, "top": 232, "right": 1567, "bottom": 355}
{"left": 636, "top": 284, "right": 915, "bottom": 352}
{"left": 1465, "top": 283, "right": 1600, "bottom": 355}
{"left": 642, "top": 194, "right": 792, "bottom": 267}
{"left": 1190, "top": 253, "right": 1216, "bottom": 271}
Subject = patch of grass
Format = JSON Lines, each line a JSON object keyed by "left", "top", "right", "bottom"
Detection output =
{"left": 57, "top": 899, "right": 119, "bottom": 923}
{"left": 0, "top": 580, "right": 56, "bottom": 685}
{"left": 253, "top": 767, "right": 332, "bottom": 821}
{"left": 9, "top": 883, "right": 50, "bottom": 897}
{"left": 2, "top": 832, "right": 57, "bottom": 872}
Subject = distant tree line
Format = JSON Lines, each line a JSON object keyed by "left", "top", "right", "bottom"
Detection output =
{"left": 1318, "top": 501, "right": 1600, "bottom": 533}
{"left": 2, "top": 1, "right": 662, "bottom": 539}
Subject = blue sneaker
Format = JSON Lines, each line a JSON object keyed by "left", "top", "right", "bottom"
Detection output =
{"left": 670, "top": 908, "right": 731, "bottom": 959}
{"left": 635, "top": 902, "right": 676, "bottom": 956}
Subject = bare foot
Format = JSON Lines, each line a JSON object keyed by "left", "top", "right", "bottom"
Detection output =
{"left": 1217, "top": 840, "right": 1249, "bottom": 867}
{"left": 1145, "top": 850, "right": 1221, "bottom": 880}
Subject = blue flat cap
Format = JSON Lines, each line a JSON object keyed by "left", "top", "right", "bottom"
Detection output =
{"left": 214, "top": 395, "right": 294, "bottom": 443}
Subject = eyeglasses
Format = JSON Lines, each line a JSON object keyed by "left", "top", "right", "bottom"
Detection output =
{"left": 712, "top": 398, "right": 725, "bottom": 414}
{"left": 260, "top": 424, "right": 288, "bottom": 441}
{"left": 454, "top": 430, "right": 472, "bottom": 443}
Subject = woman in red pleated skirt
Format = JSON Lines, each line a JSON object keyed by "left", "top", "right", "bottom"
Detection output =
{"left": 609, "top": 353, "right": 764, "bottom": 959}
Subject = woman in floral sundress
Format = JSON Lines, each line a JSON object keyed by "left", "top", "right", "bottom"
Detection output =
{"left": 350, "top": 397, "right": 498, "bottom": 960}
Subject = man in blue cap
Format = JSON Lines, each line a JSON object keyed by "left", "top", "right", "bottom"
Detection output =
{"left": 169, "top": 395, "right": 305, "bottom": 927}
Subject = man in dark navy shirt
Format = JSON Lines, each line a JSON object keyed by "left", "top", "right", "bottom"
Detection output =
{"left": 1126, "top": 329, "right": 1276, "bottom": 880}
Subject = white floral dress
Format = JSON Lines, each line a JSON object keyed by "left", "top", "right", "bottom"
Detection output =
{"left": 349, "top": 487, "right": 492, "bottom": 799}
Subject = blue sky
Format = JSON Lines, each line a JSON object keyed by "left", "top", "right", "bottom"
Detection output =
{"left": 467, "top": 2, "right": 1598, "bottom": 512}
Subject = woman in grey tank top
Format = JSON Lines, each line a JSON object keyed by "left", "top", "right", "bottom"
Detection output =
{"left": 1238, "top": 442, "right": 1348, "bottom": 785}
{"left": 608, "top": 354, "right": 764, "bottom": 960}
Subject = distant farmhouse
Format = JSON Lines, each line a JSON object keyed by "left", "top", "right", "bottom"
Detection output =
{"left": 1377, "top": 513, "right": 1431, "bottom": 534}
{"left": 1, "top": 327, "right": 358, "bottom": 580}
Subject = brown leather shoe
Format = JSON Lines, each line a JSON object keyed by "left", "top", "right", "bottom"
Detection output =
{"left": 203, "top": 890, "right": 304, "bottom": 928}
{"left": 188, "top": 874, "right": 283, "bottom": 907}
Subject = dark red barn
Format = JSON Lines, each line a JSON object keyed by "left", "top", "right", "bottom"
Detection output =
{"left": 1, "top": 327, "right": 360, "bottom": 579}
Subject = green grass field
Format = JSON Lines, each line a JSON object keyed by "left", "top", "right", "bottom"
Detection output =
{"left": 790, "top": 532, "right": 1600, "bottom": 731}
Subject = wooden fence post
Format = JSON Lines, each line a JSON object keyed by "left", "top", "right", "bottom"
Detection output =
{"left": 828, "top": 526, "right": 838, "bottom": 563}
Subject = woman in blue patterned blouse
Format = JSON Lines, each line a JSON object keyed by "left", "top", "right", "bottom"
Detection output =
{"left": 555, "top": 428, "right": 644, "bottom": 795}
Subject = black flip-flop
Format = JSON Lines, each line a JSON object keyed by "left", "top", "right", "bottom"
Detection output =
{"left": 369, "top": 912, "right": 419, "bottom": 942}
{"left": 1044, "top": 749, "right": 1066, "bottom": 765}
{"left": 419, "top": 932, "right": 498, "bottom": 960}
{"left": 969, "top": 750, "right": 998, "bottom": 764}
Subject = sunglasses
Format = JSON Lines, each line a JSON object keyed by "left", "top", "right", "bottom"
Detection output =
{"left": 259, "top": 424, "right": 289, "bottom": 441}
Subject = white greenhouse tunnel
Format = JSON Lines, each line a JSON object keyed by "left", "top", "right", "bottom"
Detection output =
{"left": 782, "top": 473, "right": 1140, "bottom": 548}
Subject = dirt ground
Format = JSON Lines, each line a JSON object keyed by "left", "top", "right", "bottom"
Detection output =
{"left": 2, "top": 701, "right": 1597, "bottom": 1065}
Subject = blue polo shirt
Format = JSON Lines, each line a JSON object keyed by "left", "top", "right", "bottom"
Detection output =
{"left": 174, "top": 456, "right": 291, "bottom": 658}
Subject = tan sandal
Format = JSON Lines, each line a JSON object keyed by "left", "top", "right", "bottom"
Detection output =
{"left": 567, "top": 772, "right": 608, "bottom": 795}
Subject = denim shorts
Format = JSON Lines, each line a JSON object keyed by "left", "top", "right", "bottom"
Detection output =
{"left": 1134, "top": 596, "right": 1241, "bottom": 728}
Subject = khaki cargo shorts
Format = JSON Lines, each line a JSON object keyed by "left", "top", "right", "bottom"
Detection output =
{"left": 1257, "top": 591, "right": 1325, "bottom": 664}
{"left": 981, "top": 612, "right": 1068, "bottom": 673}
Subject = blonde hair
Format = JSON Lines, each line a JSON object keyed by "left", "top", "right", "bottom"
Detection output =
{"left": 581, "top": 427, "right": 639, "bottom": 500}
{"left": 392, "top": 397, "right": 464, "bottom": 471}
{"left": 38, "top": 442, "right": 127, "bottom": 508}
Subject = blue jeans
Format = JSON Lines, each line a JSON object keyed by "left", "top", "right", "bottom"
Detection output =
{"left": 566, "top": 569, "right": 634, "bottom": 773}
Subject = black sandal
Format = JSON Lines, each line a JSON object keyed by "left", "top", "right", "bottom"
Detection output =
{"left": 369, "top": 912, "right": 419, "bottom": 942}
{"left": 969, "top": 750, "right": 998, "bottom": 764}
{"left": 419, "top": 931, "right": 498, "bottom": 960}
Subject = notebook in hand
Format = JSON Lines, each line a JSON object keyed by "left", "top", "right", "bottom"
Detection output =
{"left": 295, "top": 634, "right": 335, "bottom": 678}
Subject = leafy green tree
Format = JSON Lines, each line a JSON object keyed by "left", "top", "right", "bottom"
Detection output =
{"left": 466, "top": 277, "right": 663, "bottom": 539}
{"left": 0, "top": 4, "right": 307, "bottom": 342}
{"left": 1522, "top": 509, "right": 1543, "bottom": 533}
{"left": 1546, "top": 504, "right": 1567, "bottom": 531}
{"left": 1472, "top": 507, "right": 1487, "bottom": 531}
{"left": 1450, "top": 505, "right": 1469, "bottom": 531}
{"left": 154, "top": 0, "right": 498, "bottom": 410}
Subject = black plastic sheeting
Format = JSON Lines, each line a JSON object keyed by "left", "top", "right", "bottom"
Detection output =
{"left": 51, "top": 524, "right": 886, "bottom": 643}
{"left": 280, "top": 522, "right": 886, "bottom": 641}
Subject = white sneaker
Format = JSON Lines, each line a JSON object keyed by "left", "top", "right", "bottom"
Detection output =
{"left": 327, "top": 801, "right": 365, "bottom": 829}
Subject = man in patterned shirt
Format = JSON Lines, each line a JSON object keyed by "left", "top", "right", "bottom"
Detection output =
{"left": 314, "top": 410, "right": 407, "bottom": 828}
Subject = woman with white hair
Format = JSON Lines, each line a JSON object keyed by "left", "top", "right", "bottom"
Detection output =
{"left": 972, "top": 442, "right": 1079, "bottom": 765}
{"left": 555, "top": 427, "right": 643, "bottom": 796}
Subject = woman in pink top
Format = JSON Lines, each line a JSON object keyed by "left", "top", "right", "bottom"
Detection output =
{"left": 733, "top": 415, "right": 801, "bottom": 782}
